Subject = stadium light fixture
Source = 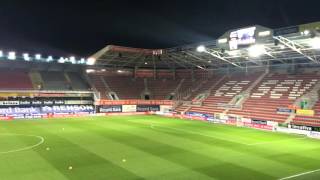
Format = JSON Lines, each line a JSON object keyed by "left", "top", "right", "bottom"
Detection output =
{"left": 302, "top": 30, "right": 310, "bottom": 36}
{"left": 310, "top": 37, "right": 320, "bottom": 49}
{"left": 23, "top": 53, "right": 31, "bottom": 61}
{"left": 248, "top": 45, "right": 266, "bottom": 57}
{"left": 70, "top": 56, "right": 76, "bottom": 64}
{"left": 87, "top": 57, "right": 96, "bottom": 65}
{"left": 197, "top": 45, "right": 206, "bottom": 52}
{"left": 86, "top": 69, "right": 95, "bottom": 73}
{"left": 35, "top": 54, "right": 41, "bottom": 60}
{"left": 47, "top": 56, "right": 53, "bottom": 62}
{"left": 58, "top": 57, "right": 65, "bottom": 63}
{"left": 218, "top": 38, "right": 228, "bottom": 44}
{"left": 80, "top": 58, "right": 86, "bottom": 64}
{"left": 258, "top": 31, "right": 271, "bottom": 37}
{"left": 8, "top": 52, "right": 16, "bottom": 60}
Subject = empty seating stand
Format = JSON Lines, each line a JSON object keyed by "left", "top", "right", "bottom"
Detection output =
{"left": 41, "top": 72, "right": 69, "bottom": 90}
{"left": 188, "top": 74, "right": 258, "bottom": 115}
{"left": 89, "top": 74, "right": 111, "bottom": 99}
{"left": 293, "top": 99, "right": 320, "bottom": 127}
{"left": 228, "top": 73, "right": 318, "bottom": 123}
{"left": 148, "top": 78, "right": 181, "bottom": 99}
{"left": 104, "top": 77, "right": 144, "bottom": 99}
{"left": 0, "top": 70, "right": 33, "bottom": 90}
{"left": 68, "top": 72, "right": 89, "bottom": 90}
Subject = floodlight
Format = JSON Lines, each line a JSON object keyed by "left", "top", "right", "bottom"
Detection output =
{"left": 0, "top": 51, "right": 3, "bottom": 57}
{"left": 35, "top": 54, "right": 41, "bottom": 60}
{"left": 47, "top": 56, "right": 53, "bottom": 62}
{"left": 258, "top": 31, "right": 271, "bottom": 37}
{"left": 218, "top": 38, "right": 228, "bottom": 44}
{"left": 310, "top": 37, "right": 320, "bottom": 49}
{"left": 23, "top": 53, "right": 30, "bottom": 61}
{"left": 80, "top": 58, "right": 85, "bottom": 64}
{"left": 248, "top": 45, "right": 266, "bottom": 57}
{"left": 197, "top": 45, "right": 206, "bottom": 52}
{"left": 8, "top": 52, "right": 16, "bottom": 60}
{"left": 86, "top": 69, "right": 95, "bottom": 73}
{"left": 87, "top": 57, "right": 96, "bottom": 65}
{"left": 70, "top": 56, "right": 76, "bottom": 64}
{"left": 58, "top": 57, "right": 65, "bottom": 63}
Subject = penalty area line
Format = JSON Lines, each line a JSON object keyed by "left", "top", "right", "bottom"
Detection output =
{"left": 279, "top": 168, "right": 320, "bottom": 180}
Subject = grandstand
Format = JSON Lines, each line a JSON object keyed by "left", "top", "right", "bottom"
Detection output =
{"left": 2, "top": 21, "right": 320, "bottom": 179}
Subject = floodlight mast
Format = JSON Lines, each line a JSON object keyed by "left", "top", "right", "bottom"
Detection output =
{"left": 196, "top": 45, "right": 242, "bottom": 68}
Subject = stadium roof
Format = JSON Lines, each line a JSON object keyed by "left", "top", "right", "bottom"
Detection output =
{"left": 92, "top": 22, "right": 320, "bottom": 70}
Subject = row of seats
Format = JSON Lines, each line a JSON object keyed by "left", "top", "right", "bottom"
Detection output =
{"left": 183, "top": 74, "right": 260, "bottom": 115}
{"left": 228, "top": 74, "right": 318, "bottom": 123}
{"left": 176, "top": 73, "right": 320, "bottom": 126}
{"left": 292, "top": 100, "right": 320, "bottom": 126}
{"left": 0, "top": 70, "right": 88, "bottom": 91}
{"left": 89, "top": 74, "right": 197, "bottom": 100}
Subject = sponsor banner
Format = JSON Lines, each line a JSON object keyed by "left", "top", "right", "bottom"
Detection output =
{"left": 54, "top": 100, "right": 65, "bottom": 105}
{"left": 251, "top": 119, "right": 268, "bottom": 125}
{"left": 64, "top": 100, "right": 93, "bottom": 105}
{"left": 160, "top": 105, "right": 172, "bottom": 113}
{"left": 277, "top": 126, "right": 310, "bottom": 136}
{"left": 289, "top": 124, "right": 312, "bottom": 131}
{"left": 43, "top": 100, "right": 54, "bottom": 105}
{"left": 277, "top": 107, "right": 294, "bottom": 114}
{"left": 0, "top": 107, "right": 41, "bottom": 115}
{"left": 0, "top": 101, "right": 20, "bottom": 106}
{"left": 104, "top": 112, "right": 150, "bottom": 116}
{"left": 185, "top": 112, "right": 213, "bottom": 120}
{"left": 122, "top": 105, "right": 137, "bottom": 112}
{"left": 214, "top": 113, "right": 229, "bottom": 121}
{"left": 98, "top": 105, "right": 122, "bottom": 113}
{"left": 137, "top": 105, "right": 160, "bottom": 112}
{"left": 96, "top": 100, "right": 173, "bottom": 106}
{"left": 41, "top": 105, "right": 94, "bottom": 114}
{"left": 243, "top": 122, "right": 274, "bottom": 131}
{"left": 19, "top": 101, "right": 31, "bottom": 105}
{"left": 226, "top": 120, "right": 237, "bottom": 125}
{"left": 211, "top": 119, "right": 227, "bottom": 124}
{"left": 32, "top": 101, "right": 43, "bottom": 105}
{"left": 241, "top": 117, "right": 251, "bottom": 123}
{"left": 296, "top": 109, "right": 315, "bottom": 116}
{"left": 308, "top": 131, "right": 320, "bottom": 139}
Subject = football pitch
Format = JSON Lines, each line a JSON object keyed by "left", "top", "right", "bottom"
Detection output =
{"left": 0, "top": 115, "right": 320, "bottom": 180}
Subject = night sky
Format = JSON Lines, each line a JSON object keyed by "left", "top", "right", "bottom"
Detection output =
{"left": 0, "top": 0, "right": 320, "bottom": 57}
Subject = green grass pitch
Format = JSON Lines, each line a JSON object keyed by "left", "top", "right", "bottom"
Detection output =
{"left": 0, "top": 115, "right": 320, "bottom": 180}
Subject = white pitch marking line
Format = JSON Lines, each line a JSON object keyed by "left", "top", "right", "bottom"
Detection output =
{"left": 0, "top": 133, "right": 45, "bottom": 154}
{"left": 279, "top": 168, "right": 320, "bottom": 180}
{"left": 247, "top": 137, "right": 307, "bottom": 146}
{"left": 128, "top": 120, "right": 249, "bottom": 145}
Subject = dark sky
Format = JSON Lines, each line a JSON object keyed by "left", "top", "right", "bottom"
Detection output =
{"left": 0, "top": 0, "right": 320, "bottom": 57}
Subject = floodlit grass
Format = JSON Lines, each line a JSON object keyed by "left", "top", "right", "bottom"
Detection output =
{"left": 0, "top": 115, "right": 320, "bottom": 180}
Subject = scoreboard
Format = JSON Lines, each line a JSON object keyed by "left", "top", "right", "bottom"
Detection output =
{"left": 217, "top": 25, "right": 273, "bottom": 51}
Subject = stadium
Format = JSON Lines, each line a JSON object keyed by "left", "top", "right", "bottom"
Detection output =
{"left": 2, "top": 11, "right": 320, "bottom": 180}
